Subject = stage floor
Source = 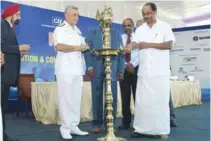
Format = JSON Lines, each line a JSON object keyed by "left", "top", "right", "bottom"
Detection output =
{"left": 5, "top": 101, "right": 210, "bottom": 141}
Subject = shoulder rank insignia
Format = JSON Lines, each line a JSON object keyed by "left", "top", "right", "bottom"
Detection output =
{"left": 58, "top": 22, "right": 66, "bottom": 27}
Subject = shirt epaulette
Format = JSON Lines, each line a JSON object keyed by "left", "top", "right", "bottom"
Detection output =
{"left": 58, "top": 22, "right": 66, "bottom": 27}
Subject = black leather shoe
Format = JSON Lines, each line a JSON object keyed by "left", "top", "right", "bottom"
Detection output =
{"left": 131, "top": 132, "right": 167, "bottom": 139}
{"left": 4, "top": 134, "right": 19, "bottom": 141}
{"left": 131, "top": 132, "right": 142, "bottom": 138}
{"left": 118, "top": 125, "right": 130, "bottom": 130}
{"left": 170, "top": 119, "right": 178, "bottom": 127}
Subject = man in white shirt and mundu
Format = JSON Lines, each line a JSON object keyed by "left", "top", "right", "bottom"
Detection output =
{"left": 53, "top": 6, "right": 89, "bottom": 140}
{"left": 125, "top": 2, "right": 175, "bottom": 138}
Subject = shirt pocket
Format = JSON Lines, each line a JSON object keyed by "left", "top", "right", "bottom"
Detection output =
{"left": 151, "top": 32, "right": 164, "bottom": 43}
{"left": 65, "top": 31, "right": 81, "bottom": 45}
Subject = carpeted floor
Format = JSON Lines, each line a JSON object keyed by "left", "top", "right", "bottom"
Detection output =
{"left": 5, "top": 101, "right": 210, "bottom": 141}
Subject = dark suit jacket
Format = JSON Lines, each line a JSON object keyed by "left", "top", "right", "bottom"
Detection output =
{"left": 1, "top": 19, "right": 21, "bottom": 86}
{"left": 85, "top": 27, "right": 125, "bottom": 81}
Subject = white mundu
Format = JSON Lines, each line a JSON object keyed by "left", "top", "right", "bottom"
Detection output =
{"left": 133, "top": 19, "right": 175, "bottom": 135}
{"left": 53, "top": 20, "right": 85, "bottom": 136}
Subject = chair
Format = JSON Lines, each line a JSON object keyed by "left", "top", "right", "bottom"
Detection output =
{"left": 17, "top": 74, "right": 35, "bottom": 118}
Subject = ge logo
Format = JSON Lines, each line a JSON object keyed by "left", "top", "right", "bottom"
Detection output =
{"left": 193, "top": 36, "right": 198, "bottom": 41}
{"left": 52, "top": 17, "right": 63, "bottom": 26}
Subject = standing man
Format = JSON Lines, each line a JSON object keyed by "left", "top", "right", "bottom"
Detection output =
{"left": 119, "top": 18, "right": 139, "bottom": 130}
{"left": 125, "top": 2, "right": 175, "bottom": 138}
{"left": 1, "top": 4, "right": 30, "bottom": 141}
{"left": 53, "top": 6, "right": 89, "bottom": 140}
{"left": 85, "top": 20, "right": 125, "bottom": 133}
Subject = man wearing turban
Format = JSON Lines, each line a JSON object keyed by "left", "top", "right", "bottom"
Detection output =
{"left": 1, "top": 4, "right": 30, "bottom": 141}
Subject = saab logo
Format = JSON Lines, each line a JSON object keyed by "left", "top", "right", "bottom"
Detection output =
{"left": 193, "top": 36, "right": 198, "bottom": 41}
{"left": 199, "top": 36, "right": 210, "bottom": 40}
{"left": 52, "top": 17, "right": 62, "bottom": 25}
{"left": 183, "top": 56, "right": 197, "bottom": 62}
{"left": 190, "top": 48, "right": 201, "bottom": 51}
{"left": 193, "top": 36, "right": 210, "bottom": 41}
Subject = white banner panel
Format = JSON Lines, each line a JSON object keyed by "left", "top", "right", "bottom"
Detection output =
{"left": 170, "top": 25, "right": 210, "bottom": 100}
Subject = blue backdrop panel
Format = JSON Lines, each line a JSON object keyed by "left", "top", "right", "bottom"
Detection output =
{"left": 1, "top": 1, "right": 123, "bottom": 111}
{"left": 1, "top": 1, "right": 123, "bottom": 83}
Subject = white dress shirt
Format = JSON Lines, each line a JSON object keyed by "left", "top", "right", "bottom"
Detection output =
{"left": 53, "top": 20, "right": 85, "bottom": 76}
{"left": 122, "top": 33, "right": 139, "bottom": 68}
{"left": 133, "top": 19, "right": 176, "bottom": 77}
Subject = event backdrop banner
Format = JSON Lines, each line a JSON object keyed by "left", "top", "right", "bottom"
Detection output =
{"left": 1, "top": 1, "right": 123, "bottom": 82}
{"left": 171, "top": 25, "right": 210, "bottom": 100}
{"left": 1, "top": 1, "right": 210, "bottom": 100}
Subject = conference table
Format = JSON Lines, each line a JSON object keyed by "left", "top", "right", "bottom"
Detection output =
{"left": 31, "top": 80, "right": 202, "bottom": 125}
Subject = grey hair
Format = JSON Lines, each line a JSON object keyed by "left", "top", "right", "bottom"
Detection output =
{"left": 136, "top": 19, "right": 144, "bottom": 23}
{"left": 136, "top": 19, "right": 145, "bottom": 27}
{"left": 65, "top": 5, "right": 78, "bottom": 13}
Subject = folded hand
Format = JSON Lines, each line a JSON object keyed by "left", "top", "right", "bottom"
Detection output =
{"left": 124, "top": 45, "right": 131, "bottom": 53}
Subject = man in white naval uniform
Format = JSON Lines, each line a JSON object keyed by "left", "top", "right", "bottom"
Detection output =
{"left": 125, "top": 2, "right": 175, "bottom": 139}
{"left": 53, "top": 6, "right": 89, "bottom": 140}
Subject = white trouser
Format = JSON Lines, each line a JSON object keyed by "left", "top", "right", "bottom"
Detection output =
{"left": 56, "top": 73, "right": 83, "bottom": 131}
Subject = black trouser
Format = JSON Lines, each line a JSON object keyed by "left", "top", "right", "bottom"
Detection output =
{"left": 1, "top": 83, "right": 10, "bottom": 137}
{"left": 119, "top": 67, "right": 138, "bottom": 127}
{"left": 169, "top": 93, "right": 176, "bottom": 121}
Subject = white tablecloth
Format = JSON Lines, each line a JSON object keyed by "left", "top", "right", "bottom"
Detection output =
{"left": 170, "top": 80, "right": 202, "bottom": 108}
{"left": 31, "top": 81, "right": 201, "bottom": 125}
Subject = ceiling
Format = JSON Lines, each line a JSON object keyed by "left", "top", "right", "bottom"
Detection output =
{"left": 3, "top": 0, "right": 211, "bottom": 28}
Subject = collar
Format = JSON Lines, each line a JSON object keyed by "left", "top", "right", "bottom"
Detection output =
{"left": 123, "top": 32, "right": 134, "bottom": 38}
{"left": 64, "top": 20, "right": 74, "bottom": 28}
{"left": 63, "top": 20, "right": 81, "bottom": 35}
{"left": 5, "top": 19, "right": 13, "bottom": 27}
{"left": 145, "top": 19, "right": 161, "bottom": 28}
